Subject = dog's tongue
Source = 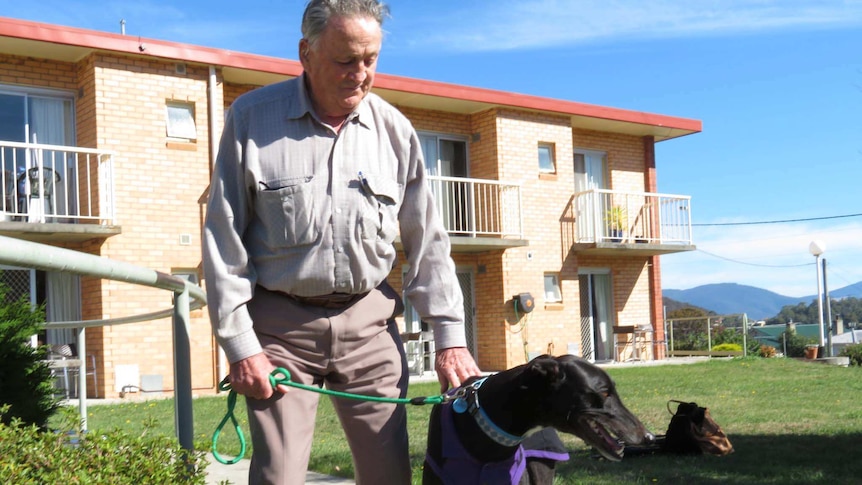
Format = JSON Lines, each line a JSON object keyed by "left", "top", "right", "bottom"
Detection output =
{"left": 589, "top": 420, "right": 624, "bottom": 460}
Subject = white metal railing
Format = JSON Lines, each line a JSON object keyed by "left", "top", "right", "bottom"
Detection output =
{"left": 571, "top": 188, "right": 692, "bottom": 245}
{"left": 0, "top": 140, "right": 115, "bottom": 225}
{"left": 427, "top": 175, "right": 522, "bottom": 239}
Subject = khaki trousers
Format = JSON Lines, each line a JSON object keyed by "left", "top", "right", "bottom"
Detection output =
{"left": 245, "top": 284, "right": 411, "bottom": 485}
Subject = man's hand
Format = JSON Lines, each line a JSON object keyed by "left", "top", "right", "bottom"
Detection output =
{"left": 435, "top": 347, "right": 481, "bottom": 392}
{"left": 229, "top": 352, "right": 290, "bottom": 400}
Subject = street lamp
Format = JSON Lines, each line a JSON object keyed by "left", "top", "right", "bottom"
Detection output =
{"left": 809, "top": 240, "right": 826, "bottom": 355}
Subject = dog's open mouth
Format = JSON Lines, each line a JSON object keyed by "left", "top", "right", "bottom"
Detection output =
{"left": 575, "top": 416, "right": 626, "bottom": 461}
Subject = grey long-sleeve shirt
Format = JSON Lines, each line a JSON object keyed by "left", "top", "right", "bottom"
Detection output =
{"left": 203, "top": 76, "right": 466, "bottom": 363}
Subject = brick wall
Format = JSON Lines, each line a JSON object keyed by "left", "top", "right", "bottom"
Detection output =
{"left": 490, "top": 109, "right": 582, "bottom": 368}
{"left": 0, "top": 54, "right": 77, "bottom": 89}
{"left": 86, "top": 54, "right": 221, "bottom": 397}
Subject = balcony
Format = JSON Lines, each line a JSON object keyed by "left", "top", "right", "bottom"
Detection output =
{"left": 565, "top": 188, "right": 695, "bottom": 256}
{"left": 396, "top": 175, "right": 527, "bottom": 253}
{"left": 0, "top": 141, "right": 119, "bottom": 243}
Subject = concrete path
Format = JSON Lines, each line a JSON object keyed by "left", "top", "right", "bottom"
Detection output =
{"left": 205, "top": 454, "right": 355, "bottom": 485}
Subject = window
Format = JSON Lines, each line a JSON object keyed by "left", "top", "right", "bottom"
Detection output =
{"left": 538, "top": 143, "right": 556, "bottom": 173}
{"left": 544, "top": 273, "right": 562, "bottom": 303}
{"left": 0, "top": 87, "right": 76, "bottom": 216}
{"left": 573, "top": 149, "right": 608, "bottom": 191}
{"left": 418, "top": 132, "right": 470, "bottom": 233}
{"left": 418, "top": 133, "right": 468, "bottom": 177}
{"left": 165, "top": 102, "right": 197, "bottom": 140}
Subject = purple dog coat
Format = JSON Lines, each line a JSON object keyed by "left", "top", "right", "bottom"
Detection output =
{"left": 425, "top": 402, "right": 570, "bottom": 485}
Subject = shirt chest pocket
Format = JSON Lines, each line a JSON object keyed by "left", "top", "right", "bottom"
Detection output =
{"left": 255, "top": 176, "right": 318, "bottom": 248}
{"left": 359, "top": 173, "right": 401, "bottom": 243}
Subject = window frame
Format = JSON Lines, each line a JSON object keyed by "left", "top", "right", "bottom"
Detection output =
{"left": 544, "top": 273, "right": 562, "bottom": 303}
{"left": 538, "top": 143, "right": 556, "bottom": 174}
{"left": 165, "top": 101, "right": 197, "bottom": 141}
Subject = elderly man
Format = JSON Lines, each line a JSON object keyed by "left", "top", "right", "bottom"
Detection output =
{"left": 202, "top": 0, "right": 481, "bottom": 483}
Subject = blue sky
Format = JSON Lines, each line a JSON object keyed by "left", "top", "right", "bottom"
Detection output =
{"left": 4, "top": 0, "right": 862, "bottom": 297}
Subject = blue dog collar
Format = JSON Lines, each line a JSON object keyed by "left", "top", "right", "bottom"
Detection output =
{"left": 451, "top": 377, "right": 525, "bottom": 447}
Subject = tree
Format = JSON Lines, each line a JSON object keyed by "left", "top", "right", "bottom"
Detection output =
{"left": 766, "top": 297, "right": 862, "bottom": 327}
{"left": 667, "top": 306, "right": 711, "bottom": 319}
{"left": 0, "top": 281, "right": 57, "bottom": 428}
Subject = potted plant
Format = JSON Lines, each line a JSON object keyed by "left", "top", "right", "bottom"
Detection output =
{"left": 605, "top": 205, "right": 627, "bottom": 242}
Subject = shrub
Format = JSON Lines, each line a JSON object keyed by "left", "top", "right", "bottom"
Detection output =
{"left": 759, "top": 345, "right": 777, "bottom": 358}
{"left": 780, "top": 330, "right": 817, "bottom": 358}
{"left": 712, "top": 343, "right": 743, "bottom": 352}
{"left": 712, "top": 328, "right": 744, "bottom": 347}
{"left": 0, "top": 282, "right": 58, "bottom": 428}
{"left": 0, "top": 406, "right": 208, "bottom": 484}
{"left": 839, "top": 344, "right": 862, "bottom": 367}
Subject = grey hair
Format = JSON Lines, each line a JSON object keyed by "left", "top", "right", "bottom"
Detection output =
{"left": 301, "top": 0, "right": 389, "bottom": 46}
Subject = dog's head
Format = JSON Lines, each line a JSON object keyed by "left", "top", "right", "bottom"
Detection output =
{"left": 519, "top": 354, "right": 653, "bottom": 461}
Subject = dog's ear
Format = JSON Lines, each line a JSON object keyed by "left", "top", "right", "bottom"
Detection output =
{"left": 522, "top": 355, "right": 565, "bottom": 391}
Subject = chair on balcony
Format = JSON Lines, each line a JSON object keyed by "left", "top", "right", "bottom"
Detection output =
{"left": 19, "top": 166, "right": 61, "bottom": 221}
{"left": 46, "top": 344, "right": 76, "bottom": 399}
{"left": 47, "top": 343, "right": 98, "bottom": 399}
{"left": 402, "top": 332, "right": 425, "bottom": 376}
{"left": 634, "top": 323, "right": 655, "bottom": 360}
{"left": 613, "top": 325, "right": 637, "bottom": 362}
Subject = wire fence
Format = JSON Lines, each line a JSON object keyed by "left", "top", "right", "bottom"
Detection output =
{"left": 665, "top": 313, "right": 750, "bottom": 357}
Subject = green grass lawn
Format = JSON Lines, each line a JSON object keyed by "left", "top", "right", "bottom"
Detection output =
{"left": 84, "top": 357, "right": 862, "bottom": 484}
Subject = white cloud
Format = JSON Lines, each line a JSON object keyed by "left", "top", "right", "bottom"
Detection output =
{"left": 661, "top": 220, "right": 862, "bottom": 296}
{"left": 402, "top": 0, "right": 862, "bottom": 52}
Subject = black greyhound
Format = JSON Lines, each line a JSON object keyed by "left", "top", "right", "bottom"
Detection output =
{"left": 423, "top": 354, "right": 654, "bottom": 485}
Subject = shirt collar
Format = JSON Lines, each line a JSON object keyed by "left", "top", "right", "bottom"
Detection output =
{"left": 290, "top": 74, "right": 372, "bottom": 130}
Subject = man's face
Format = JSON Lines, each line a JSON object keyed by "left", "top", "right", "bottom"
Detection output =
{"left": 300, "top": 15, "right": 382, "bottom": 120}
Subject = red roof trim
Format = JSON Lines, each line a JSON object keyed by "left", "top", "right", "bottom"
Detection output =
{"left": 0, "top": 16, "right": 700, "bottom": 133}
{"left": 0, "top": 16, "right": 304, "bottom": 77}
{"left": 375, "top": 73, "right": 701, "bottom": 131}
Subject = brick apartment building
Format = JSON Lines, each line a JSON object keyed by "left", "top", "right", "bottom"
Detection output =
{"left": 0, "top": 17, "right": 699, "bottom": 399}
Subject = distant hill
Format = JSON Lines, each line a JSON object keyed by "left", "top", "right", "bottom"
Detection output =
{"left": 663, "top": 283, "right": 809, "bottom": 320}
{"left": 663, "top": 281, "right": 862, "bottom": 321}
{"left": 662, "top": 296, "right": 712, "bottom": 315}
{"left": 830, "top": 281, "right": 862, "bottom": 299}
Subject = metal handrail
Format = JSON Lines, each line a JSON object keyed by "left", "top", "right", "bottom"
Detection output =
{"left": 0, "top": 235, "right": 206, "bottom": 451}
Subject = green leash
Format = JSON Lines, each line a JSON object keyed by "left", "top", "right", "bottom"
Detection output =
{"left": 211, "top": 367, "right": 446, "bottom": 465}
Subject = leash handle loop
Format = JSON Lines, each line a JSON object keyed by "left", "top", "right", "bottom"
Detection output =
{"left": 212, "top": 368, "right": 446, "bottom": 465}
{"left": 211, "top": 376, "right": 246, "bottom": 465}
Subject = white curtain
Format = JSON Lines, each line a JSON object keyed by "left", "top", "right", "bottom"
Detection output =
{"left": 30, "top": 97, "right": 66, "bottom": 146}
{"left": 419, "top": 134, "right": 439, "bottom": 175}
{"left": 30, "top": 97, "right": 73, "bottom": 219}
{"left": 46, "top": 271, "right": 81, "bottom": 346}
{"left": 593, "top": 274, "right": 614, "bottom": 361}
